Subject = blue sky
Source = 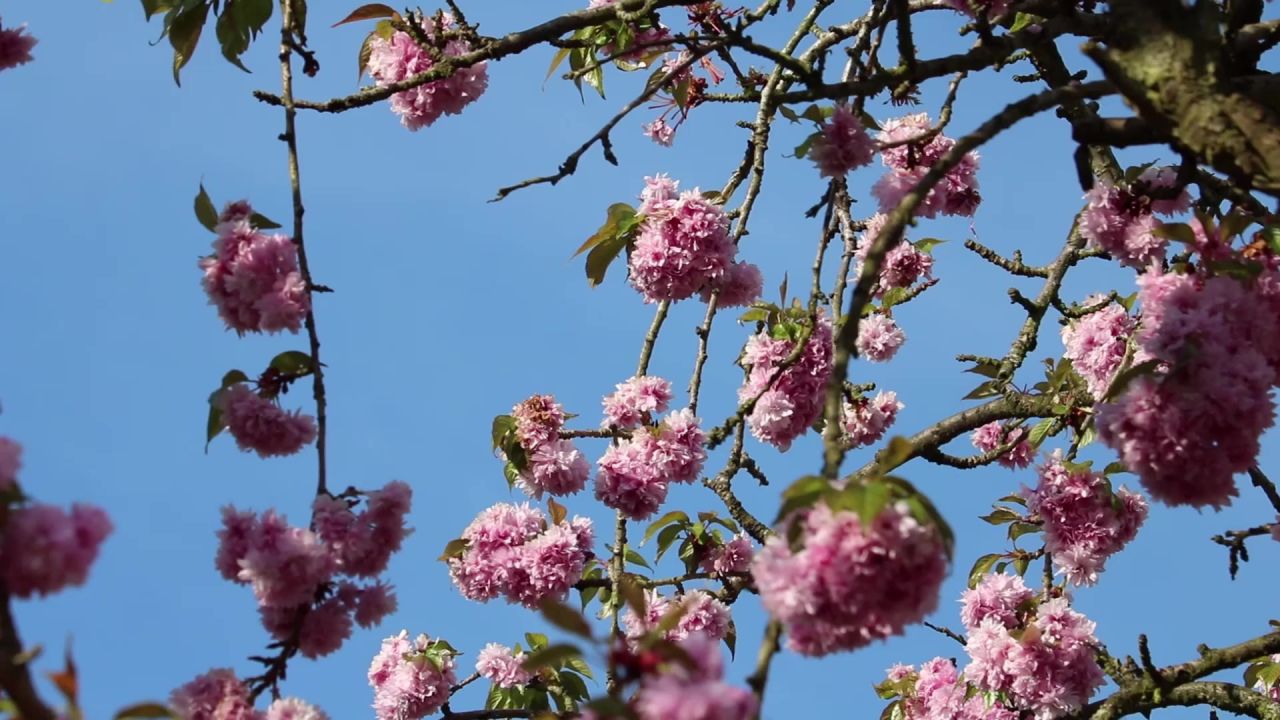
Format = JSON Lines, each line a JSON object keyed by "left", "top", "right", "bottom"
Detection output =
{"left": 1, "top": 1, "right": 1277, "bottom": 718}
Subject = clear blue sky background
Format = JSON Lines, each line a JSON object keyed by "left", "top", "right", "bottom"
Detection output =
{"left": 1, "top": 1, "right": 1278, "bottom": 718}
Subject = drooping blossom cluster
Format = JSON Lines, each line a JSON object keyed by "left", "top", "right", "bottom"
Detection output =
{"left": 857, "top": 313, "right": 906, "bottom": 363}
{"left": 622, "top": 590, "right": 732, "bottom": 644}
{"left": 0, "top": 435, "right": 20, "bottom": 492}
{"left": 641, "top": 52, "right": 725, "bottom": 147}
{"left": 874, "top": 113, "right": 981, "bottom": 218}
{"left": 511, "top": 394, "right": 589, "bottom": 498}
{"left": 475, "top": 643, "right": 534, "bottom": 688}
{"left": 1097, "top": 263, "right": 1280, "bottom": 508}
{"left": 1025, "top": 453, "right": 1147, "bottom": 585}
{"left": 810, "top": 104, "right": 875, "bottom": 178}
{"left": 2, "top": 501, "right": 112, "bottom": 598}
{"left": 170, "top": 668, "right": 328, "bottom": 720}
{"left": 753, "top": 501, "right": 948, "bottom": 656}
{"left": 963, "top": 584, "right": 1104, "bottom": 720}
{"left": 1079, "top": 166, "right": 1190, "bottom": 268}
{"left": 842, "top": 390, "right": 903, "bottom": 448}
{"left": 970, "top": 421, "right": 1035, "bottom": 469}
{"left": 856, "top": 214, "right": 935, "bottom": 298}
{"left": 447, "top": 502, "right": 594, "bottom": 607}
{"left": 368, "top": 631, "right": 457, "bottom": 720}
{"left": 739, "top": 312, "right": 834, "bottom": 450}
{"left": 603, "top": 375, "right": 673, "bottom": 428}
{"left": 200, "top": 201, "right": 309, "bottom": 335}
{"left": 0, "top": 18, "right": 36, "bottom": 71}
{"left": 594, "top": 409, "right": 706, "bottom": 519}
{"left": 884, "top": 658, "right": 1016, "bottom": 720}
{"left": 364, "top": 13, "right": 488, "bottom": 130}
{"left": 1061, "top": 297, "right": 1137, "bottom": 398}
{"left": 217, "top": 482, "right": 411, "bottom": 658}
{"left": 632, "top": 633, "right": 758, "bottom": 720}
{"left": 699, "top": 533, "right": 753, "bottom": 574}
{"left": 218, "top": 383, "right": 317, "bottom": 458}
{"left": 628, "top": 175, "right": 759, "bottom": 305}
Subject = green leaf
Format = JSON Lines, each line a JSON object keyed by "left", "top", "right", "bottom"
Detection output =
{"left": 968, "top": 553, "right": 1002, "bottom": 588}
{"left": 1102, "top": 359, "right": 1162, "bottom": 402}
{"left": 778, "top": 105, "right": 800, "bottom": 122}
{"left": 723, "top": 618, "right": 736, "bottom": 658}
{"left": 1012, "top": 553, "right": 1030, "bottom": 577}
{"left": 1262, "top": 225, "right": 1280, "bottom": 255}
{"left": 574, "top": 203, "right": 638, "bottom": 256}
{"left": 194, "top": 183, "right": 218, "bottom": 232}
{"left": 221, "top": 369, "right": 250, "bottom": 388}
{"left": 114, "top": 703, "right": 177, "bottom": 720}
{"left": 537, "top": 599, "right": 593, "bottom": 639}
{"left": 965, "top": 362, "right": 1002, "bottom": 379}
{"left": 1008, "top": 12, "right": 1045, "bottom": 33}
{"left": 623, "top": 546, "right": 652, "bottom": 571}
{"left": 565, "top": 655, "right": 594, "bottom": 680}
{"left": 654, "top": 523, "right": 684, "bottom": 562}
{"left": 642, "top": 511, "right": 688, "bottom": 545}
{"left": 876, "top": 436, "right": 915, "bottom": 473}
{"left": 548, "top": 497, "right": 568, "bottom": 526}
{"left": 491, "top": 415, "right": 516, "bottom": 451}
{"left": 215, "top": 6, "right": 252, "bottom": 73}
{"left": 249, "top": 212, "right": 282, "bottom": 230}
{"left": 979, "top": 508, "right": 1020, "bottom": 525}
{"left": 1152, "top": 222, "right": 1196, "bottom": 246}
{"left": 913, "top": 237, "right": 946, "bottom": 254}
{"left": 775, "top": 475, "right": 829, "bottom": 523}
{"left": 618, "top": 575, "right": 646, "bottom": 615}
{"left": 438, "top": 537, "right": 468, "bottom": 561}
{"left": 141, "top": 0, "right": 178, "bottom": 21}
{"left": 963, "top": 380, "right": 1001, "bottom": 400}
{"left": 524, "top": 632, "right": 548, "bottom": 651}
{"left": 793, "top": 132, "right": 818, "bottom": 160}
{"left": 1027, "top": 417, "right": 1056, "bottom": 448}
{"left": 522, "top": 644, "right": 581, "bottom": 673}
{"left": 170, "top": 1, "right": 212, "bottom": 85}
{"left": 269, "top": 350, "right": 313, "bottom": 376}
{"left": 546, "top": 47, "right": 573, "bottom": 82}
{"left": 331, "top": 3, "right": 397, "bottom": 26}
{"left": 1103, "top": 461, "right": 1130, "bottom": 475}
{"left": 1008, "top": 522, "right": 1041, "bottom": 542}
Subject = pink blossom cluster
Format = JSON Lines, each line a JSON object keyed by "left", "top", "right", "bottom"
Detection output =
{"left": 959, "top": 572, "right": 1033, "bottom": 631}
{"left": 368, "top": 631, "right": 456, "bottom": 720}
{"left": 1025, "top": 453, "right": 1147, "bottom": 585}
{"left": 699, "top": 534, "right": 753, "bottom": 574}
{"left": 700, "top": 260, "right": 764, "bottom": 308}
{"left": 856, "top": 214, "right": 935, "bottom": 298}
{"left": 629, "top": 176, "right": 760, "bottom": 305}
{"left": 218, "top": 384, "right": 317, "bottom": 458}
{"left": 216, "top": 482, "right": 411, "bottom": 658}
{"left": 874, "top": 113, "right": 981, "bottom": 218}
{"left": 622, "top": 590, "right": 732, "bottom": 644}
{"left": 811, "top": 104, "right": 875, "bottom": 178}
{"left": 886, "top": 658, "right": 1016, "bottom": 720}
{"left": 1097, "top": 264, "right": 1280, "bottom": 508}
{"left": 842, "top": 390, "right": 903, "bottom": 448}
{"left": 447, "top": 502, "right": 594, "bottom": 607}
{"left": 964, "top": 591, "right": 1104, "bottom": 720}
{"left": 0, "top": 436, "right": 21, "bottom": 492}
{"left": 365, "top": 13, "right": 488, "bottom": 130}
{"left": 475, "top": 643, "right": 534, "bottom": 688}
{"left": 857, "top": 314, "right": 906, "bottom": 362}
{"left": 1, "top": 501, "right": 112, "bottom": 598}
{"left": 1061, "top": 297, "right": 1137, "bottom": 398}
{"left": 753, "top": 502, "right": 948, "bottom": 656}
{"left": 633, "top": 634, "right": 757, "bottom": 720}
{"left": 739, "top": 312, "right": 834, "bottom": 450}
{"left": 0, "top": 18, "right": 36, "bottom": 71}
{"left": 594, "top": 409, "right": 706, "bottom": 519}
{"left": 200, "top": 201, "right": 309, "bottom": 335}
{"left": 1079, "top": 166, "right": 1190, "bottom": 268}
{"left": 170, "top": 668, "right": 327, "bottom": 720}
{"left": 970, "top": 422, "right": 1034, "bottom": 469}
{"left": 512, "top": 395, "right": 589, "bottom": 499}
{"left": 602, "top": 375, "right": 673, "bottom": 428}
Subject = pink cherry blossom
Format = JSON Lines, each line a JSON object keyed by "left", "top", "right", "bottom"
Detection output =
{"left": 623, "top": 590, "right": 732, "bottom": 644}
{"left": 264, "top": 698, "right": 328, "bottom": 720}
{"left": 0, "top": 18, "right": 37, "bottom": 71}
{"left": 842, "top": 390, "right": 903, "bottom": 448}
{"left": 594, "top": 409, "right": 706, "bottom": 519}
{"left": 644, "top": 118, "right": 676, "bottom": 146}
{"left": 959, "top": 573, "right": 1033, "bottom": 632}
{"left": 200, "top": 202, "right": 309, "bottom": 335}
{"left": 739, "top": 312, "right": 834, "bottom": 450}
{"left": 603, "top": 375, "right": 674, "bottom": 428}
{"left": 889, "top": 657, "right": 1018, "bottom": 720}
{"left": 518, "top": 439, "right": 590, "bottom": 498}
{"left": 511, "top": 394, "right": 566, "bottom": 448}
{"left": 365, "top": 14, "right": 488, "bottom": 130}
{"left": 753, "top": 502, "right": 948, "bottom": 656}
{"left": 0, "top": 502, "right": 112, "bottom": 598}
{"left": 634, "top": 634, "right": 758, "bottom": 720}
{"left": 874, "top": 114, "right": 981, "bottom": 218}
{"left": 810, "top": 104, "right": 875, "bottom": 178}
{"left": 170, "top": 669, "right": 260, "bottom": 720}
{"left": 700, "top": 534, "right": 754, "bottom": 574}
{"left": 1061, "top": 296, "right": 1136, "bottom": 398}
{"left": 700, "top": 261, "right": 763, "bottom": 308}
{"left": 221, "top": 508, "right": 333, "bottom": 608}
{"left": 1079, "top": 166, "right": 1188, "bottom": 269}
{"left": 476, "top": 643, "right": 533, "bottom": 688}
{"left": 218, "top": 384, "right": 317, "bottom": 459}
{"left": 856, "top": 314, "right": 905, "bottom": 362}
{"left": 629, "top": 179, "right": 738, "bottom": 303}
{"left": 970, "top": 422, "right": 1034, "bottom": 469}
{"left": 368, "top": 631, "right": 457, "bottom": 720}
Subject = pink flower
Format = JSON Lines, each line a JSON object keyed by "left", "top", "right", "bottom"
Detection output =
{"left": 0, "top": 436, "right": 21, "bottom": 493}
{"left": 644, "top": 118, "right": 676, "bottom": 146}
{"left": 623, "top": 590, "right": 732, "bottom": 644}
{"left": 264, "top": 698, "right": 328, "bottom": 720}
{"left": 740, "top": 312, "right": 834, "bottom": 450}
{"left": 959, "top": 573, "right": 1032, "bottom": 632}
{"left": 889, "top": 657, "right": 1018, "bottom": 720}
{"left": 970, "top": 422, "right": 1034, "bottom": 469}
{"left": 200, "top": 202, "right": 309, "bottom": 334}
{"left": 810, "top": 104, "right": 875, "bottom": 178}
{"left": 312, "top": 481, "right": 413, "bottom": 578}
{"left": 964, "top": 598, "right": 1104, "bottom": 720}
{"left": 753, "top": 502, "right": 948, "bottom": 656}
{"left": 296, "top": 596, "right": 354, "bottom": 659}
{"left": 365, "top": 14, "right": 488, "bottom": 130}
{"left": 0, "top": 19, "right": 37, "bottom": 71}
{"left": 1061, "top": 297, "right": 1136, "bottom": 399}
{"left": 699, "top": 534, "right": 753, "bottom": 574}
{"left": 476, "top": 643, "right": 533, "bottom": 688}
{"left": 1079, "top": 167, "right": 1188, "bottom": 269}
{"left": 594, "top": 410, "right": 706, "bottom": 519}
{"left": 171, "top": 669, "right": 260, "bottom": 720}
{"left": 223, "top": 509, "right": 333, "bottom": 609}
{"left": 369, "top": 631, "right": 457, "bottom": 720}
{"left": 875, "top": 114, "right": 981, "bottom": 218}
{"left": 629, "top": 180, "right": 738, "bottom": 303}
{"left": 856, "top": 314, "right": 905, "bottom": 362}
{"left": 511, "top": 394, "right": 566, "bottom": 448}
{"left": 700, "top": 261, "right": 763, "bottom": 308}
{"left": 354, "top": 582, "right": 399, "bottom": 628}
{"left": 603, "top": 376, "right": 674, "bottom": 428}
{"left": 448, "top": 503, "right": 594, "bottom": 607}
{"left": 842, "top": 390, "right": 903, "bottom": 448}
{"left": 218, "top": 384, "right": 317, "bottom": 458}
{"left": 1, "top": 502, "right": 112, "bottom": 598}
{"left": 634, "top": 634, "right": 758, "bottom": 720}
{"left": 1026, "top": 453, "right": 1147, "bottom": 585}
{"left": 518, "top": 439, "right": 590, "bottom": 498}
